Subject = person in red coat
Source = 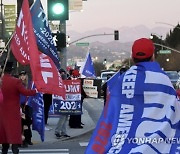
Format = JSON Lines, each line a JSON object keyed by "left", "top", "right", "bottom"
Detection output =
{"left": 0, "top": 62, "right": 36, "bottom": 154}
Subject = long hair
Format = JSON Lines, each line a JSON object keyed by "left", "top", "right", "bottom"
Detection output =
{"left": 19, "top": 74, "right": 29, "bottom": 88}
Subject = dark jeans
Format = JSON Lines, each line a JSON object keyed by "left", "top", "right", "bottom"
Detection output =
{"left": 2, "top": 144, "right": 19, "bottom": 154}
{"left": 69, "top": 115, "right": 82, "bottom": 128}
{"left": 21, "top": 105, "right": 32, "bottom": 144}
{"left": 43, "top": 94, "right": 52, "bottom": 124}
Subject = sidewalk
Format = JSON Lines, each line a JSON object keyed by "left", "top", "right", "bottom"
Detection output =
{"left": 31, "top": 106, "right": 96, "bottom": 144}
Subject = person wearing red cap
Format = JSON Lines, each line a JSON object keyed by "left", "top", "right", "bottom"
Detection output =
{"left": 72, "top": 69, "right": 80, "bottom": 78}
{"left": 132, "top": 38, "right": 155, "bottom": 63}
{"left": 86, "top": 38, "right": 180, "bottom": 153}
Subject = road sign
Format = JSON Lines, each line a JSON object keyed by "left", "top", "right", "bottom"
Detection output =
{"left": 158, "top": 50, "right": 171, "bottom": 54}
{"left": 76, "top": 42, "right": 89, "bottom": 46}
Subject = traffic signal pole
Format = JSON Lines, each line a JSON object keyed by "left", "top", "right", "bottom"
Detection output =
{"left": 68, "top": 31, "right": 119, "bottom": 45}
{"left": 59, "top": 20, "right": 67, "bottom": 70}
{"left": 1, "top": 0, "right": 4, "bottom": 40}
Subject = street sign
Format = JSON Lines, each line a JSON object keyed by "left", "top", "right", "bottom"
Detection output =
{"left": 158, "top": 50, "right": 171, "bottom": 54}
{"left": 76, "top": 42, "right": 89, "bottom": 46}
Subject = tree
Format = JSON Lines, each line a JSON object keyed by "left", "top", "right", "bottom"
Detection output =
{"left": 151, "top": 24, "right": 180, "bottom": 70}
{"left": 93, "top": 62, "right": 106, "bottom": 76}
{"left": 163, "top": 24, "right": 180, "bottom": 70}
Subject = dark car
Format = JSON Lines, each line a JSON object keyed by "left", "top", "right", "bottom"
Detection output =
{"left": 165, "top": 71, "right": 180, "bottom": 89}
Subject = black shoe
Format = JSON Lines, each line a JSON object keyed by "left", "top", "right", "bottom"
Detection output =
{"left": 55, "top": 133, "right": 63, "bottom": 139}
{"left": 63, "top": 134, "right": 70, "bottom": 137}
{"left": 81, "top": 122, "right": 84, "bottom": 125}
{"left": 21, "top": 142, "right": 28, "bottom": 148}
{"left": 27, "top": 141, "right": 33, "bottom": 145}
{"left": 70, "top": 125, "right": 83, "bottom": 128}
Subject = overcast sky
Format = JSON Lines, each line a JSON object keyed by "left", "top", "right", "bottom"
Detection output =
{"left": 6, "top": 0, "right": 180, "bottom": 33}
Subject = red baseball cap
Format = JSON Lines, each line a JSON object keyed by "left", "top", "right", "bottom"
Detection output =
{"left": 72, "top": 70, "right": 80, "bottom": 77}
{"left": 132, "top": 38, "right": 154, "bottom": 59}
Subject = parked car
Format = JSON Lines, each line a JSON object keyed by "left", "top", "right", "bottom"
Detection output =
{"left": 165, "top": 71, "right": 180, "bottom": 89}
{"left": 100, "top": 70, "right": 116, "bottom": 85}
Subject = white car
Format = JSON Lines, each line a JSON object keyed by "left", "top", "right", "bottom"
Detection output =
{"left": 165, "top": 71, "right": 180, "bottom": 89}
{"left": 101, "top": 71, "right": 116, "bottom": 85}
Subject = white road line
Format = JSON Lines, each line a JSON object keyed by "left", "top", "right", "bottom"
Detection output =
{"left": 79, "top": 142, "right": 89, "bottom": 147}
{"left": 19, "top": 153, "right": 69, "bottom": 154}
{"left": 8, "top": 149, "right": 69, "bottom": 154}
{"left": 19, "top": 149, "right": 69, "bottom": 152}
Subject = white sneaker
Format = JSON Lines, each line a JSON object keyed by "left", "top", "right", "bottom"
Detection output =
{"left": 45, "top": 126, "right": 53, "bottom": 131}
{"left": 45, "top": 126, "right": 50, "bottom": 131}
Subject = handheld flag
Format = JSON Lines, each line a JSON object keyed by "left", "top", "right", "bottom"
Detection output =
{"left": 31, "top": 0, "right": 60, "bottom": 70}
{"left": 82, "top": 52, "right": 96, "bottom": 78}
{"left": 10, "top": 0, "right": 32, "bottom": 65}
{"left": 86, "top": 62, "right": 180, "bottom": 154}
{"left": 28, "top": 83, "right": 44, "bottom": 142}
{"left": 10, "top": 0, "right": 65, "bottom": 98}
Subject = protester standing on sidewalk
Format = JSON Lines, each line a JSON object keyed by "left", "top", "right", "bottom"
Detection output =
{"left": 86, "top": 38, "right": 180, "bottom": 153}
{"left": 19, "top": 71, "right": 33, "bottom": 147}
{"left": 69, "top": 70, "right": 87, "bottom": 128}
{"left": 55, "top": 69, "right": 70, "bottom": 138}
{"left": 0, "top": 62, "right": 36, "bottom": 154}
{"left": 101, "top": 74, "right": 113, "bottom": 106}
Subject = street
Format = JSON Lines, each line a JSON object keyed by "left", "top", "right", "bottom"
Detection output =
{"left": 11, "top": 98, "right": 104, "bottom": 154}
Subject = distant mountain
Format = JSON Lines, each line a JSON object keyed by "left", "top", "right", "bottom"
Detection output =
{"left": 67, "top": 25, "right": 170, "bottom": 43}
{"left": 66, "top": 25, "right": 171, "bottom": 62}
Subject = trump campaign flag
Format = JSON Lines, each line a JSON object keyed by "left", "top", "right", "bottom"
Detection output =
{"left": 10, "top": 0, "right": 65, "bottom": 98}
{"left": 86, "top": 62, "right": 180, "bottom": 154}
{"left": 10, "top": 0, "right": 31, "bottom": 65}
{"left": 31, "top": 0, "right": 60, "bottom": 70}
{"left": 82, "top": 52, "right": 96, "bottom": 78}
{"left": 28, "top": 83, "right": 45, "bottom": 142}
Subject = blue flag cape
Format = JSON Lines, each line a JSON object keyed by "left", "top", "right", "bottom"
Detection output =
{"left": 31, "top": 0, "right": 60, "bottom": 70}
{"left": 86, "top": 62, "right": 180, "bottom": 154}
{"left": 82, "top": 52, "right": 96, "bottom": 78}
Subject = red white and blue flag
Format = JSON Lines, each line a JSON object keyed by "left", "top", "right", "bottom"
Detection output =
{"left": 10, "top": 0, "right": 65, "bottom": 98}
{"left": 50, "top": 80, "right": 82, "bottom": 115}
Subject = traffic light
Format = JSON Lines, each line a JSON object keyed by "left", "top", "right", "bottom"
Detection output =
{"left": 114, "top": 30, "right": 119, "bottom": 40}
{"left": 56, "top": 32, "right": 66, "bottom": 49}
{"left": 48, "top": 0, "right": 69, "bottom": 21}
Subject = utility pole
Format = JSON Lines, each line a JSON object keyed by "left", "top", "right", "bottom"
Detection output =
{"left": 47, "top": 0, "right": 69, "bottom": 70}
{"left": 59, "top": 20, "right": 67, "bottom": 70}
{"left": 0, "top": 0, "right": 4, "bottom": 40}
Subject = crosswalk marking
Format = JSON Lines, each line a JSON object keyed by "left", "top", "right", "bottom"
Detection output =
{"left": 8, "top": 149, "right": 69, "bottom": 154}
{"left": 79, "top": 142, "right": 88, "bottom": 147}
{"left": 17, "top": 153, "right": 69, "bottom": 154}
